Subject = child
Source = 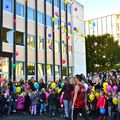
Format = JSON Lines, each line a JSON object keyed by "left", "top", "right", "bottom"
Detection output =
{"left": 117, "top": 92, "right": 120, "bottom": 120}
{"left": 48, "top": 89, "right": 57, "bottom": 117}
{"left": 39, "top": 88, "right": 46, "bottom": 114}
{"left": 30, "top": 91, "right": 38, "bottom": 116}
{"left": 60, "top": 92, "right": 64, "bottom": 117}
{"left": 96, "top": 89, "right": 107, "bottom": 120}
{"left": 16, "top": 93, "right": 25, "bottom": 114}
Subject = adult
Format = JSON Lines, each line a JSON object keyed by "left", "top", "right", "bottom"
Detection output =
{"left": 62, "top": 77, "right": 74, "bottom": 120}
{"left": 38, "top": 78, "right": 46, "bottom": 90}
{"left": 72, "top": 74, "right": 89, "bottom": 120}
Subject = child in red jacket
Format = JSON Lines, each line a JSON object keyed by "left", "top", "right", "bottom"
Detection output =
{"left": 97, "top": 89, "right": 107, "bottom": 120}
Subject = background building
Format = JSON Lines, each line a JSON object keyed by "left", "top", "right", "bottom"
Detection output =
{"left": 0, "top": 0, "right": 86, "bottom": 82}
{"left": 85, "top": 13, "right": 120, "bottom": 43}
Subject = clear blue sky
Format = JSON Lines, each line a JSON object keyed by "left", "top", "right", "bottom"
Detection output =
{"left": 76, "top": 0, "right": 120, "bottom": 20}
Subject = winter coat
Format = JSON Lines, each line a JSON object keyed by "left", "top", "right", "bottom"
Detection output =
{"left": 17, "top": 96, "right": 25, "bottom": 110}
{"left": 30, "top": 93, "right": 38, "bottom": 106}
{"left": 97, "top": 95, "right": 106, "bottom": 109}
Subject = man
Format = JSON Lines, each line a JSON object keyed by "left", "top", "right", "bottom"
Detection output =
{"left": 72, "top": 74, "right": 89, "bottom": 120}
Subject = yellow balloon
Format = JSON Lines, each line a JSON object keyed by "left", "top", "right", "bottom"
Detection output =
{"left": 95, "top": 92, "right": 100, "bottom": 98}
{"left": 92, "top": 86, "right": 95, "bottom": 91}
{"left": 76, "top": 29, "right": 79, "bottom": 33}
{"left": 57, "top": 88, "right": 61, "bottom": 93}
{"left": 89, "top": 94, "right": 95, "bottom": 101}
{"left": 64, "top": 0, "right": 68, "bottom": 4}
{"left": 88, "top": 20, "right": 92, "bottom": 24}
{"left": 103, "top": 82, "right": 108, "bottom": 88}
{"left": 51, "top": 82, "right": 56, "bottom": 89}
{"left": 52, "top": 17, "right": 56, "bottom": 22}
{"left": 64, "top": 29, "right": 67, "bottom": 33}
{"left": 103, "top": 87, "right": 107, "bottom": 94}
{"left": 112, "top": 98, "right": 118, "bottom": 105}
{"left": 16, "top": 87, "right": 21, "bottom": 93}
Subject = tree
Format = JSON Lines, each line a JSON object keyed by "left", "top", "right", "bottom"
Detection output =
{"left": 86, "top": 34, "right": 120, "bottom": 73}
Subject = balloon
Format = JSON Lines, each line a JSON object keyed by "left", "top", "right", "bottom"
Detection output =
{"left": 57, "top": 88, "right": 61, "bottom": 93}
{"left": 60, "top": 82, "right": 65, "bottom": 88}
{"left": 74, "top": 7, "right": 77, "bottom": 11}
{"left": 99, "top": 108, "right": 105, "bottom": 115}
{"left": 52, "top": 17, "right": 56, "bottom": 22}
{"left": 95, "top": 92, "right": 100, "bottom": 98}
{"left": 51, "top": 82, "right": 56, "bottom": 89}
{"left": 15, "top": 51, "right": 19, "bottom": 56}
{"left": 13, "top": 19, "right": 16, "bottom": 24}
{"left": 103, "top": 82, "right": 108, "bottom": 88}
{"left": 89, "top": 94, "right": 95, "bottom": 101}
{"left": 92, "top": 86, "right": 95, "bottom": 91}
{"left": 12, "top": 64, "right": 16, "bottom": 69}
{"left": 88, "top": 20, "right": 92, "bottom": 24}
{"left": 84, "top": 83, "right": 88, "bottom": 90}
{"left": 48, "top": 33, "right": 52, "bottom": 38}
{"left": 62, "top": 59, "right": 65, "bottom": 64}
{"left": 94, "top": 42, "right": 98, "bottom": 47}
{"left": 16, "top": 87, "right": 21, "bottom": 93}
{"left": 6, "top": 5, "right": 9, "bottom": 8}
{"left": 106, "top": 85, "right": 111, "bottom": 93}
{"left": 68, "top": 22, "right": 71, "bottom": 26}
{"left": 0, "top": 78, "right": 3, "bottom": 83}
{"left": 103, "top": 87, "right": 107, "bottom": 94}
{"left": 26, "top": 85, "right": 30, "bottom": 90}
{"left": 112, "top": 98, "right": 118, "bottom": 105}
{"left": 34, "top": 83, "right": 39, "bottom": 89}
{"left": 113, "top": 86, "right": 118, "bottom": 91}
{"left": 93, "top": 22, "right": 96, "bottom": 27}
{"left": 49, "top": 45, "right": 52, "bottom": 49}
{"left": 45, "top": 92, "right": 49, "bottom": 99}
{"left": 55, "top": 11, "right": 59, "bottom": 17}
{"left": 67, "top": 36, "right": 70, "bottom": 40}
{"left": 13, "top": 86, "right": 16, "bottom": 91}
{"left": 73, "top": 27, "right": 77, "bottom": 31}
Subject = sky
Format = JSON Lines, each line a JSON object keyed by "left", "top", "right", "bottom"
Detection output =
{"left": 76, "top": 0, "right": 120, "bottom": 20}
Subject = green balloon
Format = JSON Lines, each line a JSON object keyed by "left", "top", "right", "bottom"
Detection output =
{"left": 12, "top": 64, "right": 16, "bottom": 69}
{"left": 61, "top": 82, "right": 65, "bottom": 88}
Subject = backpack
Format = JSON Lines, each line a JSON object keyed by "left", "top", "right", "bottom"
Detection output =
{"left": 74, "top": 84, "right": 86, "bottom": 109}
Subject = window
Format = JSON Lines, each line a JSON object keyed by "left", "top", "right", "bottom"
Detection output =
{"left": 28, "top": 8, "right": 35, "bottom": 21}
{"left": 16, "top": 62, "right": 24, "bottom": 76}
{"left": 62, "top": 43, "right": 66, "bottom": 54}
{"left": 38, "top": 37, "right": 44, "bottom": 49}
{"left": 47, "top": 65, "right": 52, "bottom": 76}
{"left": 27, "top": 35, "right": 35, "bottom": 48}
{"left": 38, "top": 12, "right": 44, "bottom": 24}
{"left": 16, "top": 3, "right": 24, "bottom": 17}
{"left": 54, "top": 0, "right": 59, "bottom": 7}
{"left": 55, "top": 66, "right": 60, "bottom": 76}
{"left": 16, "top": 31, "right": 24, "bottom": 45}
{"left": 46, "top": 0, "right": 51, "bottom": 4}
{"left": 47, "top": 39, "right": 52, "bottom": 51}
{"left": 3, "top": 0, "right": 13, "bottom": 13}
{"left": 61, "top": 1, "right": 65, "bottom": 11}
{"left": 68, "top": 45, "right": 72, "bottom": 55}
{"left": 27, "top": 63, "right": 35, "bottom": 75}
{"left": 55, "top": 19, "right": 59, "bottom": 30}
{"left": 62, "top": 67, "right": 67, "bottom": 76}
{"left": 67, "top": 4, "right": 71, "bottom": 14}
{"left": 47, "top": 15, "right": 52, "bottom": 27}
{"left": 55, "top": 41, "right": 59, "bottom": 53}
{"left": 38, "top": 64, "right": 44, "bottom": 76}
{"left": 69, "top": 67, "right": 73, "bottom": 76}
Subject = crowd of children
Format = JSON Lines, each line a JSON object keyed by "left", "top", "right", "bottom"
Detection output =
{"left": 0, "top": 70, "right": 120, "bottom": 120}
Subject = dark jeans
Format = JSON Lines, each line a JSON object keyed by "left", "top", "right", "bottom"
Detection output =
{"left": 73, "top": 107, "right": 89, "bottom": 120}
{"left": 117, "top": 112, "right": 120, "bottom": 120}
{"left": 49, "top": 104, "right": 56, "bottom": 115}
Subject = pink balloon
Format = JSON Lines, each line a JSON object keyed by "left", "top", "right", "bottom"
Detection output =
{"left": 26, "top": 85, "right": 30, "bottom": 90}
{"left": 113, "top": 86, "right": 118, "bottom": 91}
{"left": 0, "top": 78, "right": 3, "bottom": 83}
{"left": 45, "top": 92, "right": 49, "bottom": 99}
{"left": 106, "top": 85, "right": 111, "bottom": 92}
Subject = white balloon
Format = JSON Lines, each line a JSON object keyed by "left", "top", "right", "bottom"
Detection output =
{"left": 84, "top": 83, "right": 88, "bottom": 90}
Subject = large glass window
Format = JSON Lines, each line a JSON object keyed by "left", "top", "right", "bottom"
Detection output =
{"left": 16, "top": 3, "right": 24, "bottom": 17}
{"left": 62, "top": 43, "right": 66, "bottom": 54}
{"left": 38, "top": 12, "right": 44, "bottom": 24}
{"left": 38, "top": 64, "right": 44, "bottom": 76}
{"left": 46, "top": 0, "right": 51, "bottom": 4}
{"left": 67, "top": 4, "right": 71, "bottom": 14}
{"left": 47, "top": 39, "right": 52, "bottom": 51}
{"left": 3, "top": 0, "right": 13, "bottom": 13}
{"left": 16, "top": 62, "right": 24, "bottom": 76}
{"left": 28, "top": 8, "right": 35, "bottom": 21}
{"left": 61, "top": 1, "right": 65, "bottom": 10}
{"left": 38, "top": 37, "right": 44, "bottom": 49}
{"left": 54, "top": 0, "right": 59, "bottom": 7}
{"left": 27, "top": 63, "right": 35, "bottom": 75}
{"left": 55, "top": 65, "right": 59, "bottom": 76}
{"left": 55, "top": 41, "right": 59, "bottom": 53}
{"left": 62, "top": 67, "right": 67, "bottom": 76}
{"left": 27, "top": 35, "right": 35, "bottom": 48}
{"left": 55, "top": 19, "right": 59, "bottom": 30}
{"left": 47, "top": 65, "right": 52, "bottom": 76}
{"left": 47, "top": 15, "right": 52, "bottom": 27}
{"left": 68, "top": 45, "right": 72, "bottom": 55}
